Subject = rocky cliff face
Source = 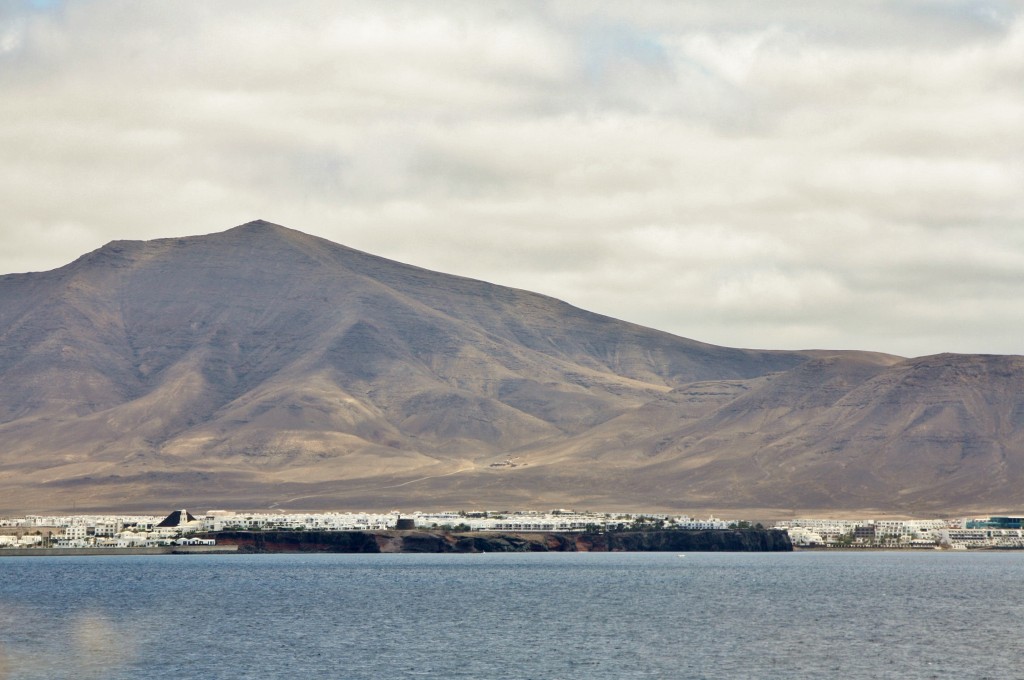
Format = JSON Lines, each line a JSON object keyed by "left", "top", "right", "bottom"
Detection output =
{"left": 598, "top": 529, "right": 793, "bottom": 552}
{"left": 209, "top": 529, "right": 792, "bottom": 553}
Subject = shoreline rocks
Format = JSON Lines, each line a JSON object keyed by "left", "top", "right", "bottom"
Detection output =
{"left": 208, "top": 528, "right": 792, "bottom": 553}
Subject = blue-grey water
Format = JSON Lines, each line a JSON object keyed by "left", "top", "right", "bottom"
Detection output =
{"left": 2, "top": 551, "right": 1023, "bottom": 679}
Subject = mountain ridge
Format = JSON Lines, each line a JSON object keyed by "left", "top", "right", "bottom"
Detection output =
{"left": 0, "top": 220, "right": 1019, "bottom": 516}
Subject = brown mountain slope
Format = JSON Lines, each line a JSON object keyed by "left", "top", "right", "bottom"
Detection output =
{"left": 506, "top": 353, "right": 1024, "bottom": 515}
{"left": 2, "top": 221, "right": 1021, "bottom": 516}
{"left": 0, "top": 220, "right": 822, "bottom": 513}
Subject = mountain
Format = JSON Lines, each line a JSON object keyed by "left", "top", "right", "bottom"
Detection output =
{"left": 529, "top": 352, "right": 1024, "bottom": 515}
{"left": 0, "top": 220, "right": 1020, "bottom": 516}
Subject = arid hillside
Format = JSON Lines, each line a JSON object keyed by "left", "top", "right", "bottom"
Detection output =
{"left": 1, "top": 221, "right": 1020, "bottom": 516}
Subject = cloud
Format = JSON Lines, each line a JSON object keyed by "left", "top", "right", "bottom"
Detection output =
{"left": 1, "top": 1, "right": 1022, "bottom": 357}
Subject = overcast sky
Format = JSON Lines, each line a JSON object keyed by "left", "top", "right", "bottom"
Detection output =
{"left": 2, "top": 1, "right": 1022, "bottom": 357}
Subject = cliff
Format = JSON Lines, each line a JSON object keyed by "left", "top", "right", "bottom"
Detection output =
{"left": 582, "top": 529, "right": 793, "bottom": 552}
{"left": 208, "top": 529, "right": 792, "bottom": 553}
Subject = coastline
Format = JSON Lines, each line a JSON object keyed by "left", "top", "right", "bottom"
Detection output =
{"left": 0, "top": 529, "right": 792, "bottom": 555}
{"left": 210, "top": 528, "right": 793, "bottom": 553}
{"left": 0, "top": 545, "right": 239, "bottom": 557}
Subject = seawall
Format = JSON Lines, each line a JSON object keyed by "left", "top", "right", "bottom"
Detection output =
{"left": 210, "top": 529, "right": 792, "bottom": 553}
{"left": 0, "top": 545, "right": 239, "bottom": 557}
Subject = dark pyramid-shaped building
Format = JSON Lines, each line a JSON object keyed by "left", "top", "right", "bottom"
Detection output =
{"left": 157, "top": 509, "right": 199, "bottom": 528}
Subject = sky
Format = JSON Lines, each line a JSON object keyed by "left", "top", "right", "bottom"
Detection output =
{"left": 1, "top": 0, "right": 1022, "bottom": 358}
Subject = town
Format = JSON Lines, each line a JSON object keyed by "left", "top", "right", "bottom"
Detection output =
{"left": 2, "top": 508, "right": 1024, "bottom": 551}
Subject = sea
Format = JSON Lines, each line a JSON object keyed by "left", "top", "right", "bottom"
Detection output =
{"left": 1, "top": 551, "right": 1022, "bottom": 679}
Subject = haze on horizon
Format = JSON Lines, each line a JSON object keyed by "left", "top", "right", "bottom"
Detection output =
{"left": 1, "top": 0, "right": 1022, "bottom": 359}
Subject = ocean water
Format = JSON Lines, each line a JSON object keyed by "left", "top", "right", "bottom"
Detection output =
{"left": 1, "top": 551, "right": 1022, "bottom": 679}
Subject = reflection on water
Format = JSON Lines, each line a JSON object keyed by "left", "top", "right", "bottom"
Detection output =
{"left": 70, "top": 612, "right": 134, "bottom": 678}
{"left": 0, "top": 605, "right": 134, "bottom": 679}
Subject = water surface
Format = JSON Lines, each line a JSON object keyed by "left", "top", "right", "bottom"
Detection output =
{"left": 1, "top": 551, "right": 1021, "bottom": 679}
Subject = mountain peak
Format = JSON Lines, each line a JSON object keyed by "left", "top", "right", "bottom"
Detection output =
{"left": 226, "top": 219, "right": 295, "bottom": 235}
{"left": 215, "top": 219, "right": 328, "bottom": 254}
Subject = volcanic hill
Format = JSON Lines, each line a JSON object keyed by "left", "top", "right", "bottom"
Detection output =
{"left": 0, "top": 221, "right": 1021, "bottom": 516}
